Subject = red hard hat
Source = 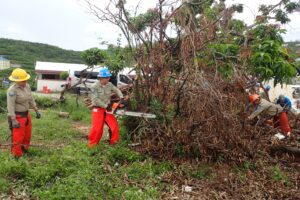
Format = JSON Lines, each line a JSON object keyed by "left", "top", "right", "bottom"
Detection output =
{"left": 249, "top": 94, "right": 260, "bottom": 103}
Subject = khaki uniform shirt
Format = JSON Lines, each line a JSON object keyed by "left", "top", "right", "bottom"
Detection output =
{"left": 7, "top": 83, "right": 37, "bottom": 118}
{"left": 249, "top": 98, "right": 283, "bottom": 119}
{"left": 259, "top": 91, "right": 268, "bottom": 100}
{"left": 91, "top": 82, "right": 123, "bottom": 108}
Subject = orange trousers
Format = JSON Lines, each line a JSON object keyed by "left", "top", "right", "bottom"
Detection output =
{"left": 273, "top": 112, "right": 291, "bottom": 135}
{"left": 88, "top": 107, "right": 119, "bottom": 147}
{"left": 11, "top": 114, "right": 32, "bottom": 157}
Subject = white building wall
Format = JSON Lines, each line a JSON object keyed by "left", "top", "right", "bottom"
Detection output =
{"left": 265, "top": 79, "right": 295, "bottom": 102}
{"left": 37, "top": 79, "right": 66, "bottom": 92}
{"left": 0, "top": 60, "right": 10, "bottom": 70}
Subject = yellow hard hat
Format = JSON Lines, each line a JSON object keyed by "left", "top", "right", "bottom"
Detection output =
{"left": 9, "top": 68, "right": 30, "bottom": 82}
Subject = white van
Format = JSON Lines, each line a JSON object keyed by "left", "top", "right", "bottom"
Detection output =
{"left": 68, "top": 67, "right": 133, "bottom": 92}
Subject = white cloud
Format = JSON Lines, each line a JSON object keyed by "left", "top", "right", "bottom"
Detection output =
{"left": 5, "top": 25, "right": 23, "bottom": 34}
{"left": 0, "top": 0, "right": 299, "bottom": 50}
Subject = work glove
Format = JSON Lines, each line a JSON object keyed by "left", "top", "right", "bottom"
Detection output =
{"left": 106, "top": 103, "right": 113, "bottom": 112}
{"left": 11, "top": 118, "right": 20, "bottom": 128}
{"left": 36, "top": 111, "right": 41, "bottom": 119}
{"left": 119, "top": 98, "right": 127, "bottom": 108}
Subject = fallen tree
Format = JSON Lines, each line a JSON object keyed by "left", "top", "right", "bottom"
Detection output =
{"left": 84, "top": 0, "right": 300, "bottom": 163}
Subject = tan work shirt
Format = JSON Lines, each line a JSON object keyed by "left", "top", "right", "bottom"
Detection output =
{"left": 7, "top": 83, "right": 37, "bottom": 118}
{"left": 91, "top": 81, "right": 123, "bottom": 108}
{"left": 249, "top": 98, "right": 283, "bottom": 119}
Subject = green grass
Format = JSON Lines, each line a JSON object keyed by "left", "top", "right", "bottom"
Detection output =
{"left": 268, "top": 165, "right": 291, "bottom": 187}
{"left": 0, "top": 97, "right": 172, "bottom": 199}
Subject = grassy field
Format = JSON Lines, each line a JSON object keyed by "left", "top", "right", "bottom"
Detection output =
{"left": 0, "top": 95, "right": 175, "bottom": 200}
{"left": 0, "top": 94, "right": 299, "bottom": 199}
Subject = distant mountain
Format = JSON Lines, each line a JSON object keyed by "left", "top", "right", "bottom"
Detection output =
{"left": 0, "top": 38, "right": 84, "bottom": 67}
{"left": 285, "top": 41, "right": 300, "bottom": 57}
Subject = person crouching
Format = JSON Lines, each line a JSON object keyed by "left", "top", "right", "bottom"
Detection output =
{"left": 248, "top": 94, "right": 291, "bottom": 137}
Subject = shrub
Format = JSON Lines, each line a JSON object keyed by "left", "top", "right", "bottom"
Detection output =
{"left": 0, "top": 90, "right": 7, "bottom": 113}
{"left": 59, "top": 71, "right": 69, "bottom": 80}
{"left": 34, "top": 96, "right": 57, "bottom": 108}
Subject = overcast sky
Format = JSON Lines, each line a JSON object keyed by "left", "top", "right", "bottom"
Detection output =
{"left": 0, "top": 0, "right": 299, "bottom": 51}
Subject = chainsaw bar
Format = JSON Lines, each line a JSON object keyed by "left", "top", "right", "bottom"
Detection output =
{"left": 114, "top": 110, "right": 156, "bottom": 118}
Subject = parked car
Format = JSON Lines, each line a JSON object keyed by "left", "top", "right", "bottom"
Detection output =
{"left": 68, "top": 67, "right": 133, "bottom": 93}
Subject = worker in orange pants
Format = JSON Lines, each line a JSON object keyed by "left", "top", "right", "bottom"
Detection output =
{"left": 248, "top": 94, "right": 291, "bottom": 137}
{"left": 105, "top": 112, "right": 119, "bottom": 144}
{"left": 88, "top": 108, "right": 119, "bottom": 146}
{"left": 10, "top": 114, "right": 32, "bottom": 156}
{"left": 7, "top": 68, "right": 41, "bottom": 157}
{"left": 88, "top": 68, "right": 124, "bottom": 147}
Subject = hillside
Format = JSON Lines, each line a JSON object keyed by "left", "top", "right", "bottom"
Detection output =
{"left": 286, "top": 41, "right": 300, "bottom": 57}
{"left": 0, "top": 38, "right": 83, "bottom": 67}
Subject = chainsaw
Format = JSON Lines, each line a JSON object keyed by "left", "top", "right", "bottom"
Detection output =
{"left": 84, "top": 98, "right": 156, "bottom": 119}
{"left": 108, "top": 102, "right": 156, "bottom": 119}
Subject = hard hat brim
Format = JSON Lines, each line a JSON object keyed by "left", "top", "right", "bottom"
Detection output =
{"left": 8, "top": 74, "right": 30, "bottom": 82}
{"left": 97, "top": 74, "right": 112, "bottom": 78}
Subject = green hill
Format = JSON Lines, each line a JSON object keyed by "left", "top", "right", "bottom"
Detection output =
{"left": 0, "top": 38, "right": 83, "bottom": 67}
{"left": 286, "top": 41, "right": 300, "bottom": 57}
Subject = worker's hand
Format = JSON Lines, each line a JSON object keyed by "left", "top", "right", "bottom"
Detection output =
{"left": 119, "top": 98, "right": 127, "bottom": 108}
{"left": 35, "top": 111, "right": 41, "bottom": 119}
{"left": 11, "top": 118, "right": 20, "bottom": 128}
{"left": 106, "top": 103, "right": 112, "bottom": 111}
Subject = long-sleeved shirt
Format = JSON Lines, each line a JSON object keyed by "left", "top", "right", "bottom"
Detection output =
{"left": 90, "top": 81, "right": 123, "bottom": 108}
{"left": 7, "top": 83, "right": 37, "bottom": 118}
{"left": 259, "top": 91, "right": 269, "bottom": 100}
{"left": 276, "top": 97, "right": 292, "bottom": 110}
{"left": 248, "top": 98, "right": 283, "bottom": 120}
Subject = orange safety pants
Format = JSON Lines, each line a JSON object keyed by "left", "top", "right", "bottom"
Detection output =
{"left": 11, "top": 114, "right": 32, "bottom": 157}
{"left": 88, "top": 107, "right": 119, "bottom": 147}
{"left": 273, "top": 112, "right": 291, "bottom": 135}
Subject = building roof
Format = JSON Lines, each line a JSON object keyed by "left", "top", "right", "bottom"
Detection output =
{"left": 35, "top": 61, "right": 87, "bottom": 73}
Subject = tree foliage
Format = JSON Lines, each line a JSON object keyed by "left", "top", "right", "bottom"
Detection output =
{"left": 80, "top": 48, "right": 105, "bottom": 67}
{"left": 85, "top": 0, "right": 300, "bottom": 161}
{"left": 249, "top": 25, "right": 298, "bottom": 85}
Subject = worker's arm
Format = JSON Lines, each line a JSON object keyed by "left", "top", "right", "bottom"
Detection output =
{"left": 286, "top": 98, "right": 292, "bottom": 109}
{"left": 7, "top": 90, "right": 16, "bottom": 118}
{"left": 111, "top": 85, "right": 124, "bottom": 99}
{"left": 248, "top": 105, "right": 265, "bottom": 120}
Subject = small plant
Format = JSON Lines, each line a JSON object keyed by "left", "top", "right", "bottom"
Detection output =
{"left": 190, "top": 164, "right": 213, "bottom": 180}
{"left": 242, "top": 161, "right": 256, "bottom": 171}
{"left": 269, "top": 165, "right": 291, "bottom": 187}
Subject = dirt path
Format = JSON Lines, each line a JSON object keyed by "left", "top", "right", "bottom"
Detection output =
{"left": 71, "top": 121, "right": 110, "bottom": 141}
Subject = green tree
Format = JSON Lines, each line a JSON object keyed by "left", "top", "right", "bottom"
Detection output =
{"left": 81, "top": 48, "right": 105, "bottom": 67}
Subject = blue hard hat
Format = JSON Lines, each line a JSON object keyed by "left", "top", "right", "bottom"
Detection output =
{"left": 265, "top": 85, "right": 271, "bottom": 91}
{"left": 97, "top": 68, "right": 112, "bottom": 78}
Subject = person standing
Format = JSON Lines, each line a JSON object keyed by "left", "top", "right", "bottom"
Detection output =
{"left": 7, "top": 68, "right": 41, "bottom": 157}
{"left": 88, "top": 68, "right": 124, "bottom": 147}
